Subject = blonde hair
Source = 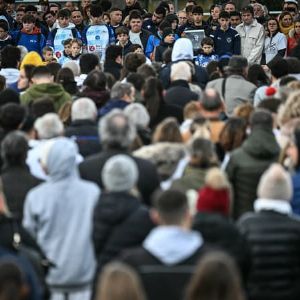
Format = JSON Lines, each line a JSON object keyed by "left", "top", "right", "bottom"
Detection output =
{"left": 278, "top": 90, "right": 300, "bottom": 126}
{"left": 96, "top": 262, "right": 146, "bottom": 300}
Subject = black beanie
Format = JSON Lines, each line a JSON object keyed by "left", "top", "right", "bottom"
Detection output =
{"left": 162, "top": 27, "right": 173, "bottom": 39}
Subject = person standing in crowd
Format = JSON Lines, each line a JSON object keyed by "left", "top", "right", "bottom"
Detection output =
{"left": 235, "top": 5, "right": 265, "bottom": 64}
{"left": 47, "top": 8, "right": 81, "bottom": 59}
{"left": 142, "top": 5, "right": 166, "bottom": 35}
{"left": 71, "top": 9, "right": 86, "bottom": 36}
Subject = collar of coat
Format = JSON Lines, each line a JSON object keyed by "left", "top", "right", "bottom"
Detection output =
{"left": 254, "top": 198, "right": 292, "bottom": 215}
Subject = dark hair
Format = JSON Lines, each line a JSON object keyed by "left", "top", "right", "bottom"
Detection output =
{"left": 241, "top": 5, "right": 254, "bottom": 15}
{"left": 152, "top": 189, "right": 188, "bottom": 224}
{"left": 219, "top": 11, "right": 230, "bottom": 19}
{"left": 143, "top": 77, "right": 164, "bottom": 121}
{"left": 201, "top": 37, "right": 214, "bottom": 47}
{"left": 79, "top": 53, "right": 99, "bottom": 74}
{"left": 99, "top": 0, "right": 112, "bottom": 12}
{"left": 57, "top": 8, "right": 71, "bottom": 18}
{"left": 115, "top": 26, "right": 129, "bottom": 36}
{"left": 155, "top": 5, "right": 167, "bottom": 17}
{"left": 63, "top": 38, "right": 73, "bottom": 46}
{"left": 25, "top": 4, "right": 37, "bottom": 12}
{"left": 257, "top": 98, "right": 281, "bottom": 113}
{"left": 30, "top": 97, "right": 55, "bottom": 118}
{"left": 285, "top": 57, "right": 300, "bottom": 73}
{"left": 152, "top": 117, "right": 182, "bottom": 143}
{"left": 22, "top": 14, "right": 35, "bottom": 23}
{"left": 201, "top": 89, "right": 222, "bottom": 111}
{"left": 162, "top": 48, "right": 172, "bottom": 64}
{"left": 1, "top": 46, "right": 21, "bottom": 68}
{"left": 83, "top": 70, "right": 106, "bottom": 91}
{"left": 129, "top": 10, "right": 142, "bottom": 21}
{"left": 137, "top": 64, "right": 156, "bottom": 79}
{"left": 122, "top": 53, "right": 146, "bottom": 78}
{"left": 109, "top": 7, "right": 122, "bottom": 13}
{"left": 0, "top": 88, "right": 20, "bottom": 106}
{"left": 1, "top": 130, "right": 28, "bottom": 166}
{"left": 279, "top": 75, "right": 297, "bottom": 86}
{"left": 127, "top": 73, "right": 145, "bottom": 91}
{"left": 219, "top": 117, "right": 247, "bottom": 152}
{"left": 266, "top": 17, "right": 280, "bottom": 36}
{"left": 230, "top": 11, "right": 241, "bottom": 17}
{"left": 90, "top": 4, "right": 102, "bottom": 17}
{"left": 0, "top": 21, "right": 8, "bottom": 32}
{"left": 31, "top": 66, "right": 51, "bottom": 78}
{"left": 0, "top": 75, "right": 5, "bottom": 92}
{"left": 106, "top": 45, "right": 122, "bottom": 61}
{"left": 186, "top": 251, "right": 245, "bottom": 300}
{"left": 0, "top": 103, "right": 26, "bottom": 131}
{"left": 46, "top": 62, "right": 61, "bottom": 81}
{"left": 250, "top": 109, "right": 273, "bottom": 130}
{"left": 43, "top": 10, "right": 55, "bottom": 21}
{"left": 267, "top": 56, "right": 289, "bottom": 79}
{"left": 192, "top": 5, "right": 203, "bottom": 14}
{"left": 56, "top": 68, "right": 77, "bottom": 95}
{"left": 247, "top": 64, "right": 270, "bottom": 87}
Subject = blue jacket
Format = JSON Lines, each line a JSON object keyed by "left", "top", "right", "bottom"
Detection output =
{"left": 12, "top": 30, "right": 46, "bottom": 56}
{"left": 210, "top": 26, "right": 240, "bottom": 57}
{"left": 291, "top": 171, "right": 300, "bottom": 215}
{"left": 195, "top": 53, "right": 219, "bottom": 67}
{"left": 98, "top": 99, "right": 129, "bottom": 117}
{"left": 139, "top": 29, "right": 159, "bottom": 58}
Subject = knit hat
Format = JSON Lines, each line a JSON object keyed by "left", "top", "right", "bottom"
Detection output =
{"left": 162, "top": 27, "right": 174, "bottom": 39}
{"left": 20, "top": 51, "right": 44, "bottom": 70}
{"left": 102, "top": 154, "right": 138, "bottom": 192}
{"left": 196, "top": 168, "right": 231, "bottom": 216}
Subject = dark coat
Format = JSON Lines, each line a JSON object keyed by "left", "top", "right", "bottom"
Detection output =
{"left": 98, "top": 99, "right": 129, "bottom": 117}
{"left": 104, "top": 60, "right": 123, "bottom": 80}
{"left": 1, "top": 165, "right": 42, "bottom": 221}
{"left": 64, "top": 119, "right": 101, "bottom": 158}
{"left": 225, "top": 128, "right": 280, "bottom": 219}
{"left": 78, "top": 88, "right": 110, "bottom": 109}
{"left": 121, "top": 244, "right": 207, "bottom": 300}
{"left": 93, "top": 191, "right": 154, "bottom": 270}
{"left": 193, "top": 212, "right": 251, "bottom": 280}
{"left": 154, "top": 41, "right": 173, "bottom": 62}
{"left": 159, "top": 59, "right": 208, "bottom": 89}
{"left": 238, "top": 210, "right": 300, "bottom": 300}
{"left": 164, "top": 80, "right": 198, "bottom": 109}
{"left": 79, "top": 150, "right": 160, "bottom": 206}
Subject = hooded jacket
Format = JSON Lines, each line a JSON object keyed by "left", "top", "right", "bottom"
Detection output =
{"left": 23, "top": 138, "right": 100, "bottom": 289}
{"left": 0, "top": 68, "right": 19, "bottom": 86}
{"left": 20, "top": 51, "right": 44, "bottom": 70}
{"left": 20, "top": 82, "right": 71, "bottom": 112}
{"left": 13, "top": 27, "right": 46, "bottom": 56}
{"left": 160, "top": 38, "right": 208, "bottom": 89}
{"left": 226, "top": 127, "right": 280, "bottom": 219}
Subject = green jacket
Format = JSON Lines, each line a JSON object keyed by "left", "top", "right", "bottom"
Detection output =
{"left": 21, "top": 83, "right": 71, "bottom": 112}
{"left": 226, "top": 127, "right": 280, "bottom": 219}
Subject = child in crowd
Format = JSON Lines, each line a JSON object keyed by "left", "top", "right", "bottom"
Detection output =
{"left": 42, "top": 46, "right": 56, "bottom": 63}
{"left": 0, "top": 21, "right": 13, "bottom": 49}
{"left": 58, "top": 38, "right": 72, "bottom": 65}
{"left": 82, "top": 4, "right": 115, "bottom": 63}
{"left": 115, "top": 26, "right": 132, "bottom": 56}
{"left": 69, "top": 38, "right": 82, "bottom": 62}
{"left": 195, "top": 37, "right": 219, "bottom": 67}
{"left": 47, "top": 8, "right": 81, "bottom": 59}
{"left": 13, "top": 14, "right": 46, "bottom": 56}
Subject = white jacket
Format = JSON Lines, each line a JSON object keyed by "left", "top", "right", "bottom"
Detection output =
{"left": 236, "top": 19, "right": 265, "bottom": 64}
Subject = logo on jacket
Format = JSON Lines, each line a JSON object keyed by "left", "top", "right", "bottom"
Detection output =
{"left": 227, "top": 37, "right": 232, "bottom": 43}
{"left": 89, "top": 45, "right": 95, "bottom": 51}
{"left": 95, "top": 35, "right": 100, "bottom": 40}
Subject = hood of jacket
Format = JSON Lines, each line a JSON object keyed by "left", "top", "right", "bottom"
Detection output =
{"left": 143, "top": 226, "right": 203, "bottom": 265}
{"left": 20, "top": 51, "right": 44, "bottom": 69}
{"left": 242, "top": 127, "right": 280, "bottom": 159}
{"left": 26, "top": 83, "right": 69, "bottom": 102}
{"left": 172, "top": 38, "right": 193, "bottom": 62}
{"left": 0, "top": 68, "right": 19, "bottom": 84}
{"left": 44, "top": 137, "right": 78, "bottom": 182}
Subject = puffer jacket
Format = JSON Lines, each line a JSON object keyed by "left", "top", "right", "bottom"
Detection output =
{"left": 225, "top": 127, "right": 280, "bottom": 219}
{"left": 238, "top": 210, "right": 300, "bottom": 300}
{"left": 235, "top": 19, "right": 265, "bottom": 64}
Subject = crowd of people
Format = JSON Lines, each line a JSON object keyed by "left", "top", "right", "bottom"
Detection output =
{"left": 1, "top": 0, "right": 300, "bottom": 299}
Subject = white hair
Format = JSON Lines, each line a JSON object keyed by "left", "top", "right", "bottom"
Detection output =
{"left": 62, "top": 61, "right": 80, "bottom": 77}
{"left": 257, "top": 163, "right": 292, "bottom": 201}
{"left": 171, "top": 61, "right": 191, "bottom": 82}
{"left": 34, "top": 113, "right": 64, "bottom": 139}
{"left": 71, "top": 97, "right": 97, "bottom": 121}
{"left": 124, "top": 103, "right": 150, "bottom": 127}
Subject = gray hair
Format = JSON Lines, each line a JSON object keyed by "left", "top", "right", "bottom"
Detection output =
{"left": 34, "top": 113, "right": 64, "bottom": 139}
{"left": 99, "top": 109, "right": 136, "bottom": 150}
{"left": 110, "top": 82, "right": 134, "bottom": 100}
{"left": 171, "top": 61, "right": 191, "bottom": 81}
{"left": 124, "top": 103, "right": 150, "bottom": 127}
{"left": 257, "top": 163, "right": 292, "bottom": 201}
{"left": 71, "top": 97, "right": 97, "bottom": 121}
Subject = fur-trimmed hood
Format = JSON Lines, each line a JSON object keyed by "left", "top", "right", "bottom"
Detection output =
{"left": 134, "top": 142, "right": 186, "bottom": 180}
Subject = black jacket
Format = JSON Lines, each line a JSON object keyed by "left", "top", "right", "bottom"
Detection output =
{"left": 104, "top": 60, "right": 123, "bottom": 81}
{"left": 154, "top": 41, "right": 173, "bottom": 62}
{"left": 238, "top": 210, "right": 300, "bottom": 300}
{"left": 164, "top": 80, "right": 199, "bottom": 109}
{"left": 79, "top": 150, "right": 160, "bottom": 205}
{"left": 93, "top": 191, "right": 154, "bottom": 270}
{"left": 1, "top": 165, "right": 42, "bottom": 221}
{"left": 64, "top": 119, "right": 101, "bottom": 158}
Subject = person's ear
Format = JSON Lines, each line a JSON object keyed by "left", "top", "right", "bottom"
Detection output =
{"left": 150, "top": 208, "right": 161, "bottom": 225}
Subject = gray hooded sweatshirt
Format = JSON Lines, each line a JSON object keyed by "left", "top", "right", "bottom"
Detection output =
{"left": 23, "top": 137, "right": 100, "bottom": 289}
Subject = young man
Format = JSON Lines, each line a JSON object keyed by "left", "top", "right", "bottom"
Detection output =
{"left": 13, "top": 14, "right": 46, "bottom": 56}
{"left": 142, "top": 5, "right": 166, "bottom": 35}
{"left": 230, "top": 11, "right": 241, "bottom": 28}
{"left": 109, "top": 7, "right": 123, "bottom": 33}
{"left": 235, "top": 5, "right": 265, "bottom": 64}
{"left": 115, "top": 26, "right": 132, "bottom": 56}
{"left": 43, "top": 10, "right": 57, "bottom": 32}
{"left": 71, "top": 9, "right": 85, "bottom": 35}
{"left": 183, "top": 5, "right": 209, "bottom": 35}
{"left": 82, "top": 4, "right": 115, "bottom": 63}
{"left": 47, "top": 8, "right": 81, "bottom": 59}
{"left": 209, "top": 11, "right": 240, "bottom": 57}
